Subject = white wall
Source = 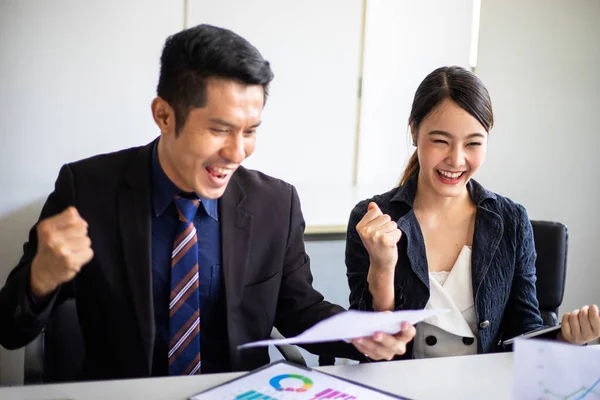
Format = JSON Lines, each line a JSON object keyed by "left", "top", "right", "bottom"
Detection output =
{"left": 475, "top": 0, "right": 600, "bottom": 314}
{"left": 0, "top": 0, "right": 182, "bottom": 385}
{"left": 358, "top": 0, "right": 474, "bottom": 193}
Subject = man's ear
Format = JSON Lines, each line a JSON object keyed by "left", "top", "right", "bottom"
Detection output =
{"left": 151, "top": 97, "right": 176, "bottom": 136}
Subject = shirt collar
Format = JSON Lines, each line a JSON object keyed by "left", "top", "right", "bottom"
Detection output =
{"left": 151, "top": 139, "right": 219, "bottom": 221}
{"left": 390, "top": 172, "right": 497, "bottom": 207}
{"left": 200, "top": 197, "right": 219, "bottom": 221}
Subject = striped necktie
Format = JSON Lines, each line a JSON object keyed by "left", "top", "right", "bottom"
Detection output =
{"left": 168, "top": 195, "right": 201, "bottom": 375}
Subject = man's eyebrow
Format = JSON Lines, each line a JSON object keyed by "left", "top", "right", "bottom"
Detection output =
{"left": 209, "top": 118, "right": 237, "bottom": 128}
{"left": 208, "top": 119, "right": 262, "bottom": 129}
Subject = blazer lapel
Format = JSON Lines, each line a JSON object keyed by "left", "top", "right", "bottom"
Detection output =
{"left": 219, "top": 173, "right": 253, "bottom": 366}
{"left": 397, "top": 210, "right": 429, "bottom": 290}
{"left": 117, "top": 142, "right": 155, "bottom": 373}
{"left": 471, "top": 206, "right": 504, "bottom": 300}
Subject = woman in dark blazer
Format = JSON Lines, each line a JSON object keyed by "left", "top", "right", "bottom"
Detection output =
{"left": 346, "top": 66, "right": 600, "bottom": 360}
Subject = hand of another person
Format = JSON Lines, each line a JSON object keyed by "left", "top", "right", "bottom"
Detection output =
{"left": 356, "top": 202, "right": 402, "bottom": 271}
{"left": 559, "top": 304, "right": 600, "bottom": 344}
{"left": 30, "top": 207, "right": 94, "bottom": 298}
{"left": 351, "top": 321, "right": 416, "bottom": 361}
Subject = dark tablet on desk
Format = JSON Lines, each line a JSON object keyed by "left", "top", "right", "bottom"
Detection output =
{"left": 500, "top": 324, "right": 562, "bottom": 346}
{"left": 188, "top": 360, "right": 411, "bottom": 399}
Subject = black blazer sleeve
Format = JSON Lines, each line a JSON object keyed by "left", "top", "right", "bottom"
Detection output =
{"left": 274, "top": 186, "right": 362, "bottom": 360}
{"left": 345, "top": 200, "right": 377, "bottom": 312}
{"left": 0, "top": 164, "right": 75, "bottom": 349}
{"left": 499, "top": 205, "right": 544, "bottom": 340}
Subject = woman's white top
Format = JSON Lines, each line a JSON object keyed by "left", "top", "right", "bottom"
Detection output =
{"left": 413, "top": 246, "right": 479, "bottom": 358}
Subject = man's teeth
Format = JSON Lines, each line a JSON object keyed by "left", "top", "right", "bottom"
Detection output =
{"left": 209, "top": 167, "right": 229, "bottom": 176}
{"left": 438, "top": 170, "right": 463, "bottom": 179}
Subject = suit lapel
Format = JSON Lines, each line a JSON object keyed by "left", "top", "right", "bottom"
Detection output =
{"left": 471, "top": 206, "right": 504, "bottom": 300}
{"left": 117, "top": 142, "right": 155, "bottom": 373}
{"left": 219, "top": 173, "right": 253, "bottom": 366}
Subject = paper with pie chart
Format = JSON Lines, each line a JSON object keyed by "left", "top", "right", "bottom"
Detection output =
{"left": 189, "top": 360, "right": 409, "bottom": 399}
{"left": 238, "top": 309, "right": 448, "bottom": 349}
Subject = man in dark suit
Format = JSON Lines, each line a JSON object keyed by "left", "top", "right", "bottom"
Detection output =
{"left": 0, "top": 24, "right": 415, "bottom": 380}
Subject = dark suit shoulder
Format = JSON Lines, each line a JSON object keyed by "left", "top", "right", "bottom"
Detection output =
{"left": 480, "top": 190, "right": 529, "bottom": 230}
{"left": 486, "top": 191, "right": 526, "bottom": 214}
{"left": 232, "top": 166, "right": 294, "bottom": 199}
{"left": 350, "top": 187, "right": 402, "bottom": 222}
{"left": 229, "top": 167, "right": 300, "bottom": 234}
{"left": 67, "top": 143, "right": 151, "bottom": 181}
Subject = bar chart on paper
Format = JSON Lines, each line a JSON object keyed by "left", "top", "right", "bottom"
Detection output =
{"left": 514, "top": 339, "right": 600, "bottom": 400}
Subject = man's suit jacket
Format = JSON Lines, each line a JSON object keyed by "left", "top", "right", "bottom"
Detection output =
{"left": 0, "top": 140, "right": 358, "bottom": 380}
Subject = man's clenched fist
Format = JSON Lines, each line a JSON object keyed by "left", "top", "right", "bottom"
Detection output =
{"left": 30, "top": 207, "right": 93, "bottom": 298}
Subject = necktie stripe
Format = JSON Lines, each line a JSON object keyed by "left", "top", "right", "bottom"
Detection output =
{"left": 170, "top": 264, "right": 198, "bottom": 300}
{"left": 172, "top": 224, "right": 194, "bottom": 254}
{"left": 168, "top": 317, "right": 199, "bottom": 359}
{"left": 188, "top": 359, "right": 202, "bottom": 375}
{"left": 183, "top": 353, "right": 202, "bottom": 375}
{"left": 169, "top": 309, "right": 200, "bottom": 349}
{"left": 175, "top": 208, "right": 186, "bottom": 223}
{"left": 169, "top": 279, "right": 199, "bottom": 318}
{"left": 172, "top": 227, "right": 197, "bottom": 259}
{"left": 172, "top": 235, "right": 198, "bottom": 266}
{"left": 169, "top": 272, "right": 199, "bottom": 310}
{"left": 168, "top": 318, "right": 200, "bottom": 361}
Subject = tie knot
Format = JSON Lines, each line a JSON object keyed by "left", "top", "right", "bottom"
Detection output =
{"left": 174, "top": 195, "right": 200, "bottom": 223}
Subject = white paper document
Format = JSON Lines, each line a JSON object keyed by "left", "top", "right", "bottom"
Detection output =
{"left": 514, "top": 338, "right": 600, "bottom": 400}
{"left": 238, "top": 309, "right": 448, "bottom": 349}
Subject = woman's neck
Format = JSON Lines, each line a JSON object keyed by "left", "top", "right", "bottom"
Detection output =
{"left": 413, "top": 175, "right": 473, "bottom": 215}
